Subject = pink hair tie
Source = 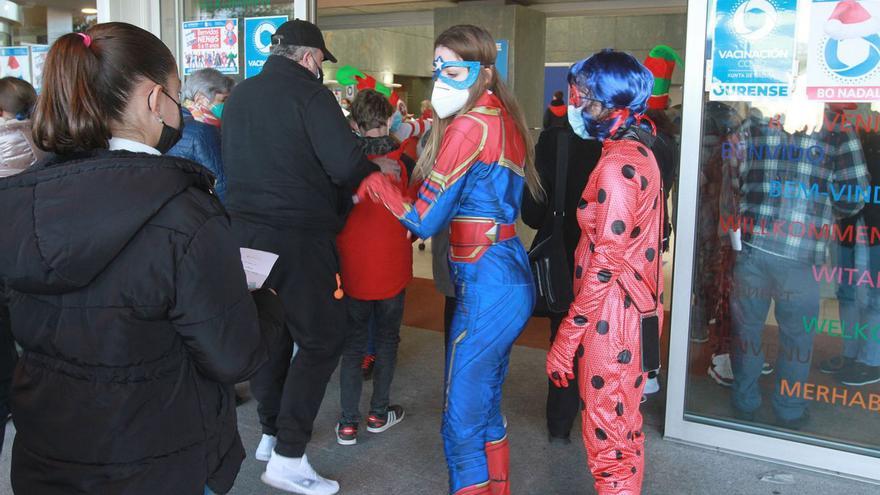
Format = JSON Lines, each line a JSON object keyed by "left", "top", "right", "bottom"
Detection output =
{"left": 77, "top": 32, "right": 92, "bottom": 48}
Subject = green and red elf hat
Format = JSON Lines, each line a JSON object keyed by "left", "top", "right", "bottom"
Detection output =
{"left": 336, "top": 65, "right": 400, "bottom": 107}
{"left": 643, "top": 45, "right": 682, "bottom": 110}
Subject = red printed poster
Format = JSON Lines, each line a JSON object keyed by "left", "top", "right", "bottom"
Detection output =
{"left": 182, "top": 19, "right": 239, "bottom": 76}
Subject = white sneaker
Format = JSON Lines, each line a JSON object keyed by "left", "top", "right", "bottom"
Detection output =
{"left": 261, "top": 452, "right": 340, "bottom": 495}
{"left": 708, "top": 353, "right": 734, "bottom": 387}
{"left": 643, "top": 376, "right": 661, "bottom": 395}
{"left": 255, "top": 434, "right": 276, "bottom": 462}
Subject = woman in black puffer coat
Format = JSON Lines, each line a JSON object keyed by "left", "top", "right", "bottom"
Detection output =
{"left": 0, "top": 23, "right": 269, "bottom": 495}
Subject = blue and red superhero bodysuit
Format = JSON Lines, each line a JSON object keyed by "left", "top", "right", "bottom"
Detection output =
{"left": 547, "top": 132, "right": 665, "bottom": 495}
{"left": 359, "top": 92, "right": 534, "bottom": 495}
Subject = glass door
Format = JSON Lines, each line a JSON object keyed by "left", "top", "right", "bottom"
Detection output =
{"left": 665, "top": 0, "right": 880, "bottom": 482}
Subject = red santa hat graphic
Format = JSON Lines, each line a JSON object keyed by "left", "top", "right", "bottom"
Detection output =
{"left": 825, "top": 0, "right": 880, "bottom": 40}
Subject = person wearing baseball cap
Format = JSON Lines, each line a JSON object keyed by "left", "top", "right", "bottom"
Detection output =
{"left": 222, "top": 18, "right": 398, "bottom": 495}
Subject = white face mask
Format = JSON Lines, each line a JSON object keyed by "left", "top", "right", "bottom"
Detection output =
{"left": 431, "top": 79, "right": 470, "bottom": 119}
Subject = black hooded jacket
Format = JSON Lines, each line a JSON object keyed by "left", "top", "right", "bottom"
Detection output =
{"left": 222, "top": 55, "right": 378, "bottom": 233}
{"left": 0, "top": 150, "right": 266, "bottom": 494}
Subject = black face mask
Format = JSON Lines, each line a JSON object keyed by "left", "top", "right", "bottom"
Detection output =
{"left": 305, "top": 55, "right": 323, "bottom": 84}
{"left": 150, "top": 88, "right": 185, "bottom": 154}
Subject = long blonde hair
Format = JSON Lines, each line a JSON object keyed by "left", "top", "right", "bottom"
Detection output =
{"left": 416, "top": 25, "right": 543, "bottom": 200}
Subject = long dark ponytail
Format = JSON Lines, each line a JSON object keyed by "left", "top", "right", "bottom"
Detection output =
{"left": 33, "top": 22, "right": 177, "bottom": 155}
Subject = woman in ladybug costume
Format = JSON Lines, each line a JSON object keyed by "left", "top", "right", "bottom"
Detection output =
{"left": 358, "top": 25, "right": 542, "bottom": 495}
{"left": 546, "top": 50, "right": 664, "bottom": 495}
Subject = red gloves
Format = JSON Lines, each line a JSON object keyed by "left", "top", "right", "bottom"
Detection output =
{"left": 546, "top": 333, "right": 577, "bottom": 388}
{"left": 356, "top": 171, "right": 410, "bottom": 219}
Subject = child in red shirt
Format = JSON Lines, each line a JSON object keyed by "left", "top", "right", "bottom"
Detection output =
{"left": 335, "top": 89, "right": 415, "bottom": 445}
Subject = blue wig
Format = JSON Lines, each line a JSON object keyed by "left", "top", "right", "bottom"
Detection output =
{"left": 568, "top": 49, "right": 655, "bottom": 140}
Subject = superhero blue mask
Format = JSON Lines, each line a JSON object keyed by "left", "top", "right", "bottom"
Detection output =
{"left": 432, "top": 57, "right": 482, "bottom": 90}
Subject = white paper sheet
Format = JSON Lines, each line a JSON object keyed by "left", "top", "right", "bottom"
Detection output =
{"left": 240, "top": 248, "right": 279, "bottom": 290}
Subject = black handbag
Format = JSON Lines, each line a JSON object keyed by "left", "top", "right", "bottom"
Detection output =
{"left": 529, "top": 132, "right": 574, "bottom": 317}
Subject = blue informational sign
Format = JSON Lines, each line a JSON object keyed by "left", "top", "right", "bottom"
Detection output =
{"left": 710, "top": 0, "right": 798, "bottom": 101}
{"left": 495, "top": 39, "right": 509, "bottom": 82}
{"left": 544, "top": 65, "right": 570, "bottom": 106}
{"left": 244, "top": 15, "right": 288, "bottom": 79}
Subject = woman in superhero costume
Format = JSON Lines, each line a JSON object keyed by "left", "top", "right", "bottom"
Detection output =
{"left": 546, "top": 50, "right": 664, "bottom": 495}
{"left": 357, "top": 25, "right": 542, "bottom": 495}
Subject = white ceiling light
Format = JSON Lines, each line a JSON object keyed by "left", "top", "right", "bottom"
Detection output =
{"left": 81, "top": 8, "right": 98, "bottom": 15}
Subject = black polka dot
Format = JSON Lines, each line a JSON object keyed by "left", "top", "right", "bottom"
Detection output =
{"left": 638, "top": 146, "right": 648, "bottom": 157}
{"left": 590, "top": 242, "right": 596, "bottom": 253}
{"left": 551, "top": 371, "right": 560, "bottom": 381}
{"left": 578, "top": 198, "right": 588, "bottom": 209}
{"left": 635, "top": 431, "right": 642, "bottom": 438}
{"left": 660, "top": 292, "right": 664, "bottom": 303}
{"left": 630, "top": 226, "right": 641, "bottom": 238}
{"left": 611, "top": 220, "right": 626, "bottom": 235}
{"left": 575, "top": 266, "right": 583, "bottom": 279}
{"left": 621, "top": 165, "right": 636, "bottom": 179}
{"left": 635, "top": 375, "right": 644, "bottom": 388}
{"left": 631, "top": 466, "right": 637, "bottom": 474}
{"left": 640, "top": 176, "right": 649, "bottom": 190}
{"left": 595, "top": 428, "right": 608, "bottom": 441}
{"left": 616, "top": 450, "right": 624, "bottom": 460}
{"left": 627, "top": 431, "right": 633, "bottom": 440}
{"left": 577, "top": 344, "right": 585, "bottom": 358}
{"left": 591, "top": 375, "right": 605, "bottom": 389}
{"left": 601, "top": 472, "right": 612, "bottom": 478}
{"left": 598, "top": 189, "right": 607, "bottom": 203}
{"left": 574, "top": 315, "right": 588, "bottom": 326}
{"left": 597, "top": 320, "right": 610, "bottom": 335}
{"left": 598, "top": 270, "right": 612, "bottom": 283}
{"left": 646, "top": 248, "right": 656, "bottom": 262}
{"left": 637, "top": 449, "right": 642, "bottom": 456}
{"left": 624, "top": 296, "right": 632, "bottom": 309}
{"left": 618, "top": 350, "right": 633, "bottom": 364}
{"left": 614, "top": 482, "right": 619, "bottom": 488}
{"left": 616, "top": 402, "right": 624, "bottom": 416}
{"left": 634, "top": 272, "right": 643, "bottom": 281}
{"left": 580, "top": 399, "right": 586, "bottom": 411}
{"left": 653, "top": 196, "right": 658, "bottom": 209}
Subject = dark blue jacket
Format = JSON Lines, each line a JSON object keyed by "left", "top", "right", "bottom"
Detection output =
{"left": 169, "top": 108, "right": 226, "bottom": 202}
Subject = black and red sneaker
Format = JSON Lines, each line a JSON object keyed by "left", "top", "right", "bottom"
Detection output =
{"left": 361, "top": 354, "right": 376, "bottom": 381}
{"left": 366, "top": 405, "right": 405, "bottom": 433}
{"left": 335, "top": 421, "right": 358, "bottom": 446}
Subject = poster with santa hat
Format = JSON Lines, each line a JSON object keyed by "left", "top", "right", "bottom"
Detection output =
{"left": 0, "top": 47, "right": 32, "bottom": 84}
{"left": 807, "top": 0, "right": 880, "bottom": 100}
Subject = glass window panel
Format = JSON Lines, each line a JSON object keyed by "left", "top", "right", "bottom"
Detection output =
{"left": 685, "top": 0, "right": 880, "bottom": 457}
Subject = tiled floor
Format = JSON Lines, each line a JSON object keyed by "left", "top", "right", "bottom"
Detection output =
{"left": 0, "top": 326, "right": 876, "bottom": 494}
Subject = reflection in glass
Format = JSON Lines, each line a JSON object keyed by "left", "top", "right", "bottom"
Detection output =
{"left": 687, "top": 96, "right": 880, "bottom": 455}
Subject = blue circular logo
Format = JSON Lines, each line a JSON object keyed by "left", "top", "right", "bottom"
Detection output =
{"left": 825, "top": 33, "right": 880, "bottom": 79}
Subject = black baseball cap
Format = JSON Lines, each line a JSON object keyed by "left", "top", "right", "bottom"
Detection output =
{"left": 272, "top": 19, "right": 337, "bottom": 63}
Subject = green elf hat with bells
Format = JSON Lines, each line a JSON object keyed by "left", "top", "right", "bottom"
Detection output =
{"left": 643, "top": 45, "right": 682, "bottom": 110}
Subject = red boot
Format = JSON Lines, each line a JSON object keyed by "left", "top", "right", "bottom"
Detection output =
{"left": 485, "top": 436, "right": 510, "bottom": 495}
{"left": 454, "top": 482, "right": 491, "bottom": 495}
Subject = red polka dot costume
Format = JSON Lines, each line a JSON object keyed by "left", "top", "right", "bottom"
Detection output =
{"left": 547, "top": 137, "right": 664, "bottom": 495}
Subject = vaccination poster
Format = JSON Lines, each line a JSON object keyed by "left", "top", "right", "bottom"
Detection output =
{"left": 29, "top": 45, "right": 49, "bottom": 93}
{"left": 710, "top": 0, "right": 798, "bottom": 101}
{"left": 0, "top": 47, "right": 32, "bottom": 84}
{"left": 244, "top": 15, "right": 288, "bottom": 79}
{"left": 807, "top": 0, "right": 880, "bottom": 101}
{"left": 182, "top": 19, "right": 240, "bottom": 76}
